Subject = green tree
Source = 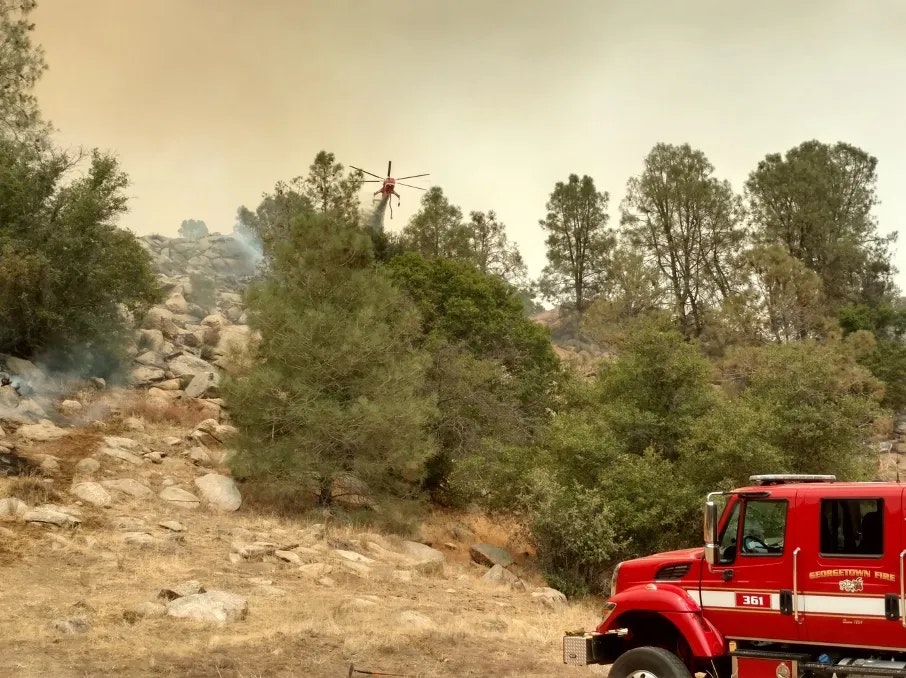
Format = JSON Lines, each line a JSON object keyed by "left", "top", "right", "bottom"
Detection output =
{"left": 460, "top": 317, "right": 888, "bottom": 595}
{"left": 581, "top": 245, "right": 664, "bottom": 346}
{"left": 594, "top": 319, "right": 718, "bottom": 461}
{"left": 0, "top": 140, "right": 161, "bottom": 375}
{"left": 712, "top": 339, "right": 884, "bottom": 479}
{"left": 386, "top": 252, "right": 560, "bottom": 398}
{"left": 465, "top": 209, "right": 527, "bottom": 285}
{"left": 859, "top": 340, "right": 906, "bottom": 411}
{"left": 837, "top": 300, "right": 906, "bottom": 411}
{"left": 745, "top": 140, "right": 896, "bottom": 311}
{"left": 235, "top": 188, "right": 312, "bottom": 256}
{"left": 235, "top": 150, "right": 362, "bottom": 255}
{"left": 621, "top": 143, "right": 746, "bottom": 338}
{"left": 742, "top": 244, "right": 829, "bottom": 342}
{"left": 223, "top": 212, "right": 436, "bottom": 507}
{"left": 0, "top": 0, "right": 50, "bottom": 145}
{"left": 178, "top": 218, "right": 208, "bottom": 240}
{"left": 538, "top": 174, "right": 614, "bottom": 314}
{"left": 385, "top": 252, "right": 562, "bottom": 500}
{"left": 301, "top": 150, "right": 363, "bottom": 225}
{"left": 400, "top": 186, "right": 471, "bottom": 260}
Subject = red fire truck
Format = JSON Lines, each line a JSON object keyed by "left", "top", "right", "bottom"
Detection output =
{"left": 563, "top": 474, "right": 906, "bottom": 678}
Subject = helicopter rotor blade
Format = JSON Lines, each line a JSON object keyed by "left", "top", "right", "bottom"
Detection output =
{"left": 397, "top": 173, "right": 430, "bottom": 180}
{"left": 361, "top": 180, "right": 382, "bottom": 183}
{"left": 387, "top": 160, "right": 392, "bottom": 177}
{"left": 397, "top": 183, "right": 426, "bottom": 190}
{"left": 349, "top": 166, "right": 384, "bottom": 180}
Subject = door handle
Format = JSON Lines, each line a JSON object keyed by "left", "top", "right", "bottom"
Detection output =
{"left": 780, "top": 589, "right": 793, "bottom": 615}
{"left": 723, "top": 569, "right": 734, "bottom": 582}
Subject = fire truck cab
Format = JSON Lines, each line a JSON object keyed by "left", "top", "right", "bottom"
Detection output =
{"left": 563, "top": 474, "right": 906, "bottom": 678}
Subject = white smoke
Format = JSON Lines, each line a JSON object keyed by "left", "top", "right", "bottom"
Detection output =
{"left": 230, "top": 223, "right": 265, "bottom": 270}
{"left": 367, "top": 194, "right": 391, "bottom": 233}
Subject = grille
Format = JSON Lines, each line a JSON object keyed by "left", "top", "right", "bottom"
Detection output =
{"left": 655, "top": 563, "right": 691, "bottom": 580}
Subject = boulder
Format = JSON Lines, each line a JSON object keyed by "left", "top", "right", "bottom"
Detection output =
{"left": 159, "top": 486, "right": 201, "bottom": 508}
{"left": 70, "top": 482, "right": 113, "bottom": 508}
{"left": 193, "top": 473, "right": 241, "bottom": 511}
{"left": 166, "top": 590, "right": 248, "bottom": 623}
{"left": 470, "top": 543, "right": 513, "bottom": 568}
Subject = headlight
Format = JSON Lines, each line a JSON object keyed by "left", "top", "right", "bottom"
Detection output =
{"left": 610, "top": 562, "right": 623, "bottom": 597}
{"left": 601, "top": 601, "right": 617, "bottom": 624}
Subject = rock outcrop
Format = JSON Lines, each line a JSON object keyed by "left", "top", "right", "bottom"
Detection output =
{"left": 129, "top": 233, "right": 261, "bottom": 393}
{"left": 0, "top": 233, "right": 261, "bottom": 432}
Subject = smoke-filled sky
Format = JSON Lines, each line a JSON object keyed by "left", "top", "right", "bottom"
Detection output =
{"left": 32, "top": 0, "right": 906, "bottom": 287}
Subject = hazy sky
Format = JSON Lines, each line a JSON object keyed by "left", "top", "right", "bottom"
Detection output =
{"left": 31, "top": 0, "right": 906, "bottom": 287}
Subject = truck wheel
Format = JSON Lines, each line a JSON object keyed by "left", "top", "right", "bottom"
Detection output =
{"left": 610, "top": 646, "right": 693, "bottom": 678}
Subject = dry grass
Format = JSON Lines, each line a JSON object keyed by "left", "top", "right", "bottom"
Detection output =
{"left": 117, "top": 393, "right": 213, "bottom": 429}
{"left": 0, "top": 507, "right": 606, "bottom": 677}
{"left": 877, "top": 452, "right": 905, "bottom": 481}
{"left": 0, "top": 419, "right": 606, "bottom": 677}
{"left": 0, "top": 474, "right": 61, "bottom": 505}
{"left": 34, "top": 429, "right": 103, "bottom": 460}
{"left": 236, "top": 478, "right": 320, "bottom": 518}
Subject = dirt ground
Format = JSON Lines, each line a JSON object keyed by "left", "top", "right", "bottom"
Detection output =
{"left": 0, "top": 416, "right": 610, "bottom": 678}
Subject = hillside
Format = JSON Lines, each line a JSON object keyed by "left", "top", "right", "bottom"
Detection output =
{"left": 529, "top": 308, "right": 614, "bottom": 378}
{"left": 0, "top": 232, "right": 607, "bottom": 677}
{"left": 0, "top": 402, "right": 604, "bottom": 677}
{"left": 4, "top": 231, "right": 904, "bottom": 676}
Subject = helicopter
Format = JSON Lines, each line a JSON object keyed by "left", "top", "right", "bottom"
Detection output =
{"left": 349, "top": 160, "right": 429, "bottom": 219}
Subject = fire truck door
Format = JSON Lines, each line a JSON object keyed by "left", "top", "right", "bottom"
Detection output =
{"left": 795, "top": 488, "right": 902, "bottom": 648}
{"left": 696, "top": 496, "right": 804, "bottom": 643}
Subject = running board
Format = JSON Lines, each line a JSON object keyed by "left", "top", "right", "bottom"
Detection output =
{"left": 800, "top": 663, "right": 906, "bottom": 678}
{"left": 730, "top": 649, "right": 811, "bottom": 662}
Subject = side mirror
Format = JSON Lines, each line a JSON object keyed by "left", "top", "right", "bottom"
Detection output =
{"left": 704, "top": 500, "right": 719, "bottom": 565}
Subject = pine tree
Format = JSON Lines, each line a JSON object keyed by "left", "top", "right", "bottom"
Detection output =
{"left": 223, "top": 212, "right": 436, "bottom": 506}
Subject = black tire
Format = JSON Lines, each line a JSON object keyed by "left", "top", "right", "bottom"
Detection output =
{"left": 609, "top": 646, "right": 693, "bottom": 678}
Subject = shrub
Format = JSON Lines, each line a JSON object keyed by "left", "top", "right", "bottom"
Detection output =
{"left": 527, "top": 473, "right": 624, "bottom": 597}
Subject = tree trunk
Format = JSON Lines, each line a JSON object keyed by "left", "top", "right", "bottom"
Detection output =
{"left": 317, "top": 475, "right": 333, "bottom": 507}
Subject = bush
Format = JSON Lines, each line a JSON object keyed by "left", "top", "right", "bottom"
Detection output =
{"left": 495, "top": 319, "right": 888, "bottom": 596}
{"left": 527, "top": 473, "right": 624, "bottom": 597}
{"left": 384, "top": 252, "right": 563, "bottom": 500}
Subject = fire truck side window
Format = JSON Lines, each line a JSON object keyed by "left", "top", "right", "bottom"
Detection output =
{"left": 820, "top": 498, "right": 884, "bottom": 557}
